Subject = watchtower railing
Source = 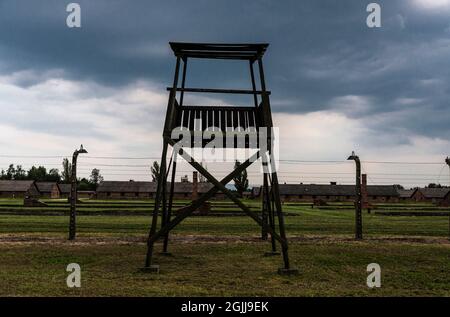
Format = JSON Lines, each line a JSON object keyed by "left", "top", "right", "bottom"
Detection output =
{"left": 164, "top": 94, "right": 272, "bottom": 148}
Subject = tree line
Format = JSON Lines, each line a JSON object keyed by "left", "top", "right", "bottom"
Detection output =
{"left": 1, "top": 159, "right": 249, "bottom": 194}
{"left": 0, "top": 159, "right": 104, "bottom": 190}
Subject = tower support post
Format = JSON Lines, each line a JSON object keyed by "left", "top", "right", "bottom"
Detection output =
{"left": 161, "top": 152, "right": 177, "bottom": 255}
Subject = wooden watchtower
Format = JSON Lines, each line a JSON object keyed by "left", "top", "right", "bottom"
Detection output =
{"left": 143, "top": 42, "right": 297, "bottom": 275}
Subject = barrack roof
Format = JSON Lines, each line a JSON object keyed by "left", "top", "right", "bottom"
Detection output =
{"left": 36, "top": 182, "right": 57, "bottom": 193}
{"left": 57, "top": 183, "right": 71, "bottom": 194}
{"left": 0, "top": 180, "right": 35, "bottom": 192}
{"left": 169, "top": 42, "right": 269, "bottom": 60}
{"left": 417, "top": 187, "right": 450, "bottom": 199}
{"left": 253, "top": 184, "right": 400, "bottom": 198}
{"left": 97, "top": 181, "right": 214, "bottom": 194}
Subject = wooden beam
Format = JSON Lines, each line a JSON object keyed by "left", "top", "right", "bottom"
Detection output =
{"left": 166, "top": 87, "right": 271, "bottom": 95}
{"left": 146, "top": 146, "right": 259, "bottom": 246}
{"left": 171, "top": 141, "right": 288, "bottom": 247}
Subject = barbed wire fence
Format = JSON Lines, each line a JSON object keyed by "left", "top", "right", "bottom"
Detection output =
{"left": 0, "top": 154, "right": 449, "bottom": 188}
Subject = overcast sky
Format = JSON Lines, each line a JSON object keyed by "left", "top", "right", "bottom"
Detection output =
{"left": 0, "top": 0, "right": 449, "bottom": 187}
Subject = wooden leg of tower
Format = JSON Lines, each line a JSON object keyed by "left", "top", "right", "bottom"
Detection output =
{"left": 158, "top": 155, "right": 170, "bottom": 256}
{"left": 271, "top": 172, "right": 299, "bottom": 275}
{"left": 261, "top": 175, "right": 269, "bottom": 240}
{"left": 142, "top": 141, "right": 168, "bottom": 273}
{"left": 161, "top": 153, "right": 177, "bottom": 256}
{"left": 268, "top": 184, "right": 279, "bottom": 254}
{"left": 264, "top": 174, "right": 279, "bottom": 256}
{"left": 160, "top": 162, "right": 168, "bottom": 230}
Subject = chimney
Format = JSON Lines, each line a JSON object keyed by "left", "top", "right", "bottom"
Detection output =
{"left": 361, "top": 174, "right": 368, "bottom": 208}
{"left": 330, "top": 181, "right": 337, "bottom": 185}
{"left": 192, "top": 171, "right": 198, "bottom": 200}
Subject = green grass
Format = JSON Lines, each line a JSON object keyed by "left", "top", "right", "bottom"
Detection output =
{"left": 0, "top": 199, "right": 449, "bottom": 296}
{"left": 0, "top": 240, "right": 448, "bottom": 296}
{"left": 0, "top": 198, "right": 263, "bottom": 215}
{"left": 0, "top": 210, "right": 448, "bottom": 237}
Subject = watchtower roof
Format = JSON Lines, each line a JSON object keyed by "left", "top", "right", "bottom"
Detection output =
{"left": 169, "top": 42, "right": 269, "bottom": 60}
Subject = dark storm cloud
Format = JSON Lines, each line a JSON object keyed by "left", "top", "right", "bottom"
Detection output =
{"left": 0, "top": 0, "right": 449, "bottom": 139}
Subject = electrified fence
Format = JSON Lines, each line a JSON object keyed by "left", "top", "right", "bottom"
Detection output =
{"left": 0, "top": 153, "right": 449, "bottom": 241}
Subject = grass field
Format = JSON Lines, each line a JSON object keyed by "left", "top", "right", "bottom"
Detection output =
{"left": 0, "top": 199, "right": 449, "bottom": 296}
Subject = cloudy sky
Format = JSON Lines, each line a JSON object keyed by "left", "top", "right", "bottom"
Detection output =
{"left": 0, "top": 0, "right": 449, "bottom": 187}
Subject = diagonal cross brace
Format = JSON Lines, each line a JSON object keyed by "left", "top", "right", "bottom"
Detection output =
{"left": 167, "top": 138, "right": 288, "bottom": 248}
{"left": 146, "top": 147, "right": 260, "bottom": 246}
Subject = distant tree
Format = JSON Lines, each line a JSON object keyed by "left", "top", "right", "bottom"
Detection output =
{"left": 77, "top": 177, "right": 92, "bottom": 191}
{"left": 14, "top": 165, "right": 27, "bottom": 180}
{"left": 6, "top": 164, "right": 15, "bottom": 180}
{"left": 427, "top": 183, "right": 442, "bottom": 188}
{"left": 0, "top": 163, "right": 61, "bottom": 182}
{"left": 151, "top": 161, "right": 160, "bottom": 182}
{"left": 61, "top": 158, "right": 72, "bottom": 183}
{"left": 233, "top": 160, "right": 249, "bottom": 197}
{"left": 89, "top": 168, "right": 103, "bottom": 189}
{"left": 27, "top": 166, "right": 48, "bottom": 181}
{"left": 47, "top": 168, "right": 61, "bottom": 182}
{"left": 393, "top": 184, "right": 404, "bottom": 190}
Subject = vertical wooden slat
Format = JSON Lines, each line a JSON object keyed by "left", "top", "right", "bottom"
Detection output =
{"left": 252, "top": 111, "right": 257, "bottom": 128}
{"left": 233, "top": 110, "right": 239, "bottom": 130}
{"left": 196, "top": 109, "right": 201, "bottom": 131}
{"left": 214, "top": 109, "right": 220, "bottom": 130}
{"left": 183, "top": 110, "right": 188, "bottom": 130}
{"left": 201, "top": 109, "right": 207, "bottom": 132}
{"left": 245, "top": 111, "right": 250, "bottom": 130}
{"left": 220, "top": 109, "right": 226, "bottom": 133}
{"left": 248, "top": 110, "right": 255, "bottom": 130}
{"left": 226, "top": 110, "right": 233, "bottom": 132}
{"left": 177, "top": 110, "right": 184, "bottom": 130}
{"left": 239, "top": 110, "right": 246, "bottom": 131}
{"left": 207, "top": 109, "right": 212, "bottom": 131}
{"left": 189, "top": 110, "right": 195, "bottom": 131}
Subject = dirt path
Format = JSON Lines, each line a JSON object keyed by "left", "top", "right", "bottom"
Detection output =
{"left": 0, "top": 233, "right": 448, "bottom": 246}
